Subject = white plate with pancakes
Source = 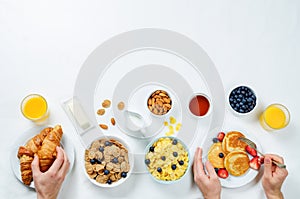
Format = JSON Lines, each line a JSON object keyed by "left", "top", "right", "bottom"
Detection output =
{"left": 202, "top": 130, "right": 262, "bottom": 188}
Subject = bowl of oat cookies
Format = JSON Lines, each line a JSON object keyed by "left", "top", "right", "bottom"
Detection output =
{"left": 144, "top": 137, "right": 190, "bottom": 184}
{"left": 84, "top": 136, "right": 133, "bottom": 187}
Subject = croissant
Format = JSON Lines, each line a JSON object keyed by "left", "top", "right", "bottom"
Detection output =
{"left": 38, "top": 125, "right": 63, "bottom": 172}
{"left": 17, "top": 126, "right": 62, "bottom": 185}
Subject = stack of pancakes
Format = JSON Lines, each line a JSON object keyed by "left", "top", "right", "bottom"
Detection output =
{"left": 208, "top": 131, "right": 250, "bottom": 176}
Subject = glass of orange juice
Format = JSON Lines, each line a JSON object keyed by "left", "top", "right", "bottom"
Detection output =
{"left": 260, "top": 104, "right": 290, "bottom": 131}
{"left": 21, "top": 94, "right": 49, "bottom": 123}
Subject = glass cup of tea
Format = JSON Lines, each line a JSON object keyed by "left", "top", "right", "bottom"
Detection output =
{"left": 259, "top": 103, "right": 290, "bottom": 131}
{"left": 21, "top": 94, "right": 49, "bottom": 123}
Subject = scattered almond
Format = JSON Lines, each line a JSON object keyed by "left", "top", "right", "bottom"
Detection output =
{"left": 117, "top": 101, "right": 125, "bottom": 110}
{"left": 99, "top": 124, "right": 108, "bottom": 130}
{"left": 97, "top": 109, "right": 105, "bottom": 115}
{"left": 111, "top": 118, "right": 116, "bottom": 126}
{"left": 102, "top": 99, "right": 111, "bottom": 108}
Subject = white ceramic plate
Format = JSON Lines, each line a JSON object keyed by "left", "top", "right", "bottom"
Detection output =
{"left": 202, "top": 129, "right": 262, "bottom": 188}
{"left": 72, "top": 29, "right": 226, "bottom": 175}
{"left": 10, "top": 126, "right": 75, "bottom": 188}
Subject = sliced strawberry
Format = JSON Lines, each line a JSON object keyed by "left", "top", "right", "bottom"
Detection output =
{"left": 258, "top": 156, "right": 264, "bottom": 164}
{"left": 250, "top": 156, "right": 261, "bottom": 170}
{"left": 217, "top": 132, "right": 225, "bottom": 142}
{"left": 217, "top": 168, "right": 229, "bottom": 179}
{"left": 245, "top": 145, "right": 257, "bottom": 157}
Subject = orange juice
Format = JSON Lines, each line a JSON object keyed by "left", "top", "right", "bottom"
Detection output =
{"left": 260, "top": 104, "right": 290, "bottom": 130}
{"left": 21, "top": 94, "right": 48, "bottom": 122}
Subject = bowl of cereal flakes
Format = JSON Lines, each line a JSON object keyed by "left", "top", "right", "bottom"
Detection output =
{"left": 84, "top": 136, "right": 133, "bottom": 187}
{"left": 144, "top": 137, "right": 190, "bottom": 184}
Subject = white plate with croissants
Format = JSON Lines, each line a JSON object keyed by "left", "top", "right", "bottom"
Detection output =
{"left": 10, "top": 125, "right": 75, "bottom": 188}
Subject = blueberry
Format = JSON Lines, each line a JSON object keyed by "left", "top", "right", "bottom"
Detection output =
{"left": 149, "top": 146, "right": 155, "bottom": 152}
{"left": 214, "top": 168, "right": 219, "bottom": 174}
{"left": 212, "top": 138, "right": 219, "bottom": 143}
{"left": 247, "top": 98, "right": 253, "bottom": 103}
{"left": 99, "top": 146, "right": 104, "bottom": 152}
{"left": 105, "top": 141, "right": 112, "bottom": 146}
{"left": 229, "top": 97, "right": 234, "bottom": 102}
{"left": 172, "top": 139, "right": 178, "bottom": 145}
{"left": 121, "top": 172, "right": 127, "bottom": 178}
{"left": 179, "top": 160, "right": 184, "bottom": 165}
{"left": 236, "top": 90, "right": 240, "bottom": 94}
{"left": 242, "top": 105, "right": 246, "bottom": 110}
{"left": 242, "top": 99, "right": 246, "bottom": 103}
{"left": 161, "top": 156, "right": 166, "bottom": 161}
{"left": 96, "top": 158, "right": 102, "bottom": 164}
{"left": 171, "top": 164, "right": 177, "bottom": 170}
{"left": 230, "top": 103, "right": 235, "bottom": 108}
{"left": 157, "top": 167, "right": 162, "bottom": 172}
{"left": 112, "top": 157, "right": 118, "bottom": 164}
{"left": 107, "top": 179, "right": 112, "bottom": 184}
{"left": 173, "top": 152, "right": 178, "bottom": 157}
{"left": 90, "top": 159, "right": 96, "bottom": 164}
{"left": 241, "top": 90, "right": 245, "bottom": 95}
{"left": 238, "top": 94, "right": 243, "bottom": 98}
{"left": 145, "top": 159, "right": 150, "bottom": 165}
{"left": 236, "top": 104, "right": 240, "bottom": 108}
{"left": 219, "top": 153, "right": 224, "bottom": 158}
{"left": 104, "top": 169, "right": 110, "bottom": 175}
{"left": 237, "top": 98, "right": 241, "bottom": 102}
{"left": 239, "top": 109, "right": 244, "bottom": 113}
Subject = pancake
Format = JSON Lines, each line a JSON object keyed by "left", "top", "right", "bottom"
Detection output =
{"left": 224, "top": 151, "right": 250, "bottom": 176}
{"left": 222, "top": 131, "right": 247, "bottom": 154}
{"left": 207, "top": 143, "right": 226, "bottom": 168}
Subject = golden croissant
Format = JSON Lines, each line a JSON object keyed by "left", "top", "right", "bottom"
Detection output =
{"left": 17, "top": 125, "right": 63, "bottom": 185}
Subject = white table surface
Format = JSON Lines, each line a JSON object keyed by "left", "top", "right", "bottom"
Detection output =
{"left": 1, "top": 1, "right": 300, "bottom": 198}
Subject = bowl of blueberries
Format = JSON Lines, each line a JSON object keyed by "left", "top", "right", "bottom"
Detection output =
{"left": 228, "top": 85, "right": 257, "bottom": 116}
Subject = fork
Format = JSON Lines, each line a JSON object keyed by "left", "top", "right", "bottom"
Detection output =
{"left": 238, "top": 137, "right": 286, "bottom": 169}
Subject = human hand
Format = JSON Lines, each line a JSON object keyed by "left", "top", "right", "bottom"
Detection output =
{"left": 32, "top": 146, "right": 70, "bottom": 199}
{"left": 262, "top": 154, "right": 288, "bottom": 199}
{"left": 193, "top": 147, "right": 221, "bottom": 199}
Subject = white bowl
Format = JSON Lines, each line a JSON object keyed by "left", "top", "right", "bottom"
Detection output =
{"left": 144, "top": 136, "right": 190, "bottom": 184}
{"left": 83, "top": 135, "right": 134, "bottom": 188}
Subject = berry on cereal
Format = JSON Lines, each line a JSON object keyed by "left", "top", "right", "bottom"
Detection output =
{"left": 178, "top": 160, "right": 184, "bottom": 165}
{"left": 121, "top": 172, "right": 127, "bottom": 178}
{"left": 172, "top": 139, "right": 178, "bottom": 145}
{"left": 145, "top": 159, "right": 150, "bottom": 165}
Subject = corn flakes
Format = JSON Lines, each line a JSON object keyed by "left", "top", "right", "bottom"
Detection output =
{"left": 145, "top": 137, "right": 189, "bottom": 182}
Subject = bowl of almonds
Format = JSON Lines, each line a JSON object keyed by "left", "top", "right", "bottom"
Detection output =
{"left": 84, "top": 136, "right": 133, "bottom": 187}
{"left": 147, "top": 90, "right": 172, "bottom": 116}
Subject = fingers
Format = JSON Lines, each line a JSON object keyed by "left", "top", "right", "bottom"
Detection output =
{"left": 205, "top": 161, "right": 218, "bottom": 178}
{"left": 31, "top": 154, "right": 41, "bottom": 176}
{"left": 264, "top": 154, "right": 284, "bottom": 164}
{"left": 48, "top": 146, "right": 64, "bottom": 173}
{"left": 58, "top": 147, "right": 70, "bottom": 177}
{"left": 263, "top": 156, "right": 273, "bottom": 178}
{"left": 194, "top": 147, "right": 206, "bottom": 176}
